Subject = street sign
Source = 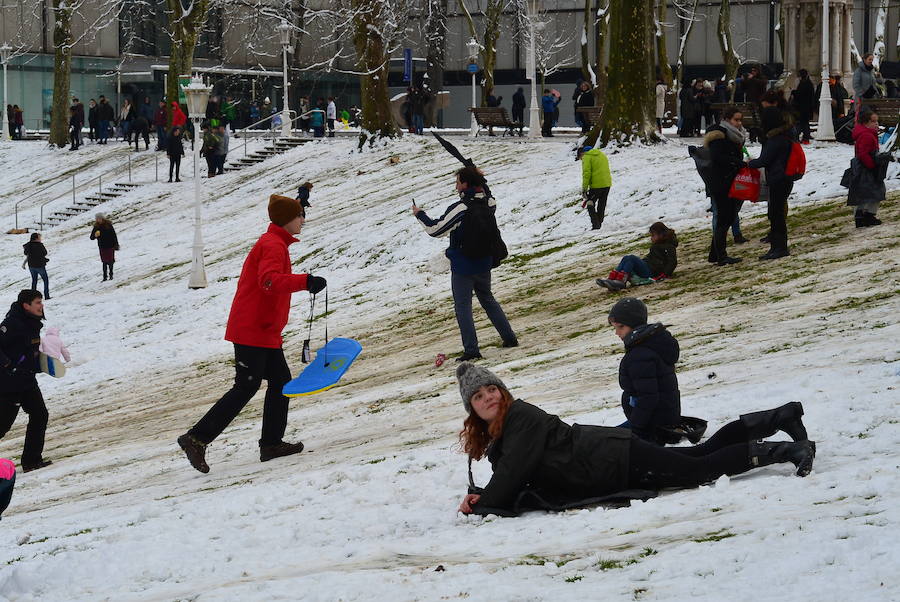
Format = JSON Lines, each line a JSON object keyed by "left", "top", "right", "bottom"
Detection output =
{"left": 467, "top": 63, "right": 478, "bottom": 74}
{"left": 403, "top": 48, "right": 412, "bottom": 82}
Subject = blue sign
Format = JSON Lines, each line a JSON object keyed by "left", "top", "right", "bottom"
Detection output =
{"left": 467, "top": 63, "right": 478, "bottom": 74}
{"left": 403, "top": 48, "right": 412, "bottom": 82}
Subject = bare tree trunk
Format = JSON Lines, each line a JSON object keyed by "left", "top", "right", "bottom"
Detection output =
{"left": 580, "top": 0, "right": 592, "bottom": 83}
{"left": 352, "top": 0, "right": 398, "bottom": 142}
{"left": 49, "top": 0, "right": 74, "bottom": 148}
{"left": 656, "top": 0, "right": 672, "bottom": 86}
{"left": 596, "top": 0, "right": 659, "bottom": 146}
{"left": 674, "top": 0, "right": 699, "bottom": 100}
{"left": 717, "top": 0, "right": 741, "bottom": 101}
{"left": 165, "top": 0, "right": 210, "bottom": 126}
{"left": 288, "top": 1, "right": 307, "bottom": 112}
{"left": 594, "top": 0, "right": 609, "bottom": 101}
{"left": 425, "top": 0, "right": 447, "bottom": 92}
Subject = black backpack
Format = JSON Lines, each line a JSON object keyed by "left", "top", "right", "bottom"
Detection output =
{"left": 460, "top": 196, "right": 508, "bottom": 268}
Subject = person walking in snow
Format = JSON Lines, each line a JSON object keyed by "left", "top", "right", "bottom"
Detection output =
{"left": 455, "top": 357, "right": 815, "bottom": 516}
{"left": 296, "top": 181, "right": 313, "bottom": 209}
{"left": 177, "top": 195, "right": 327, "bottom": 474}
{"left": 703, "top": 105, "right": 747, "bottom": 265}
{"left": 23, "top": 233, "right": 50, "bottom": 299}
{"left": 596, "top": 222, "right": 678, "bottom": 291}
{"left": 166, "top": 126, "right": 185, "bottom": 182}
{"left": 577, "top": 145, "right": 611, "bottom": 231}
{"left": 511, "top": 87, "right": 526, "bottom": 125}
{"left": 541, "top": 89, "right": 560, "bottom": 137}
{"left": 90, "top": 213, "right": 119, "bottom": 281}
{"left": 96, "top": 96, "right": 114, "bottom": 144}
{"left": 326, "top": 97, "right": 337, "bottom": 137}
{"left": 0, "top": 290, "right": 53, "bottom": 473}
{"left": 39, "top": 327, "right": 70, "bottom": 363}
{"left": 412, "top": 167, "right": 517, "bottom": 362}
{"left": 847, "top": 109, "right": 888, "bottom": 227}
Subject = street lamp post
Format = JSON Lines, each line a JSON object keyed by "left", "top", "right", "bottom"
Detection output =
{"left": 816, "top": 0, "right": 835, "bottom": 141}
{"left": 466, "top": 37, "right": 479, "bottom": 137}
{"left": 0, "top": 44, "right": 11, "bottom": 142}
{"left": 526, "top": 0, "right": 542, "bottom": 138}
{"left": 277, "top": 20, "right": 293, "bottom": 139}
{"left": 182, "top": 76, "right": 212, "bottom": 289}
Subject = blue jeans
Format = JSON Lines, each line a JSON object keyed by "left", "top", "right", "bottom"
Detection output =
{"left": 156, "top": 125, "right": 167, "bottom": 148}
{"left": 451, "top": 270, "right": 516, "bottom": 355}
{"left": 412, "top": 113, "right": 424, "bottom": 135}
{"left": 99, "top": 120, "right": 110, "bottom": 142}
{"left": 616, "top": 255, "right": 652, "bottom": 278}
{"left": 29, "top": 267, "right": 49, "bottom": 297}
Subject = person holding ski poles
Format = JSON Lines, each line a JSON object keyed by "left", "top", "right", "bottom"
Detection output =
{"left": 177, "top": 194, "right": 327, "bottom": 473}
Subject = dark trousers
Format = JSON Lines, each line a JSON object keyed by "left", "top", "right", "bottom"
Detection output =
{"left": 133, "top": 130, "right": 149, "bottom": 151}
{"left": 168, "top": 156, "right": 181, "bottom": 180}
{"left": 99, "top": 120, "right": 109, "bottom": 143}
{"left": 156, "top": 126, "right": 167, "bottom": 149}
{"left": 0, "top": 388, "right": 49, "bottom": 466}
{"left": 767, "top": 180, "right": 793, "bottom": 252}
{"left": 542, "top": 111, "right": 554, "bottom": 136}
{"left": 327, "top": 118, "right": 335, "bottom": 136}
{"left": 451, "top": 270, "right": 516, "bottom": 355}
{"left": 189, "top": 344, "right": 292, "bottom": 446}
{"left": 206, "top": 155, "right": 216, "bottom": 177}
{"left": 585, "top": 187, "right": 609, "bottom": 230}
{"left": 29, "top": 267, "right": 50, "bottom": 297}
{"left": 709, "top": 194, "right": 741, "bottom": 261}
{"left": 627, "top": 421, "right": 752, "bottom": 490}
{"left": 512, "top": 107, "right": 524, "bottom": 124}
{"left": 797, "top": 112, "right": 812, "bottom": 142}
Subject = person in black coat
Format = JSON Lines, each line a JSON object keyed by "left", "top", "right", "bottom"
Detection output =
{"left": 703, "top": 106, "right": 747, "bottom": 265}
{"left": 573, "top": 81, "right": 595, "bottom": 133}
{"left": 790, "top": 69, "right": 815, "bottom": 143}
{"left": 23, "top": 233, "right": 50, "bottom": 299}
{"left": 87, "top": 99, "right": 99, "bottom": 142}
{"left": 748, "top": 106, "right": 795, "bottom": 260}
{"left": 131, "top": 115, "right": 150, "bottom": 151}
{"left": 511, "top": 87, "right": 526, "bottom": 125}
{"left": 90, "top": 213, "right": 119, "bottom": 281}
{"left": 455, "top": 360, "right": 816, "bottom": 516}
{"left": 166, "top": 126, "right": 185, "bottom": 182}
{"left": 0, "top": 290, "right": 52, "bottom": 473}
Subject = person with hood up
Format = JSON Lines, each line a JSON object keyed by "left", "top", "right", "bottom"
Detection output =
{"left": 703, "top": 105, "right": 748, "bottom": 265}
{"left": 170, "top": 102, "right": 188, "bottom": 129}
{"left": 747, "top": 106, "right": 795, "bottom": 260}
{"left": 0, "top": 290, "right": 53, "bottom": 473}
{"left": 596, "top": 222, "right": 677, "bottom": 290}
{"left": 847, "top": 109, "right": 888, "bottom": 227}
{"left": 577, "top": 145, "right": 611, "bottom": 230}
{"left": 23, "top": 233, "right": 50, "bottom": 299}
{"left": 39, "top": 327, "right": 70, "bottom": 363}
{"left": 176, "top": 195, "right": 326, "bottom": 474}
{"left": 541, "top": 89, "right": 560, "bottom": 137}
{"left": 455, "top": 332, "right": 815, "bottom": 514}
{"left": 511, "top": 87, "right": 526, "bottom": 125}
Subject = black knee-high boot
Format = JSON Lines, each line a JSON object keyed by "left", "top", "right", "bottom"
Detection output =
{"left": 108, "top": 263, "right": 114, "bottom": 280}
{"left": 748, "top": 440, "right": 815, "bottom": 477}
{"left": 102, "top": 263, "right": 108, "bottom": 281}
{"left": 740, "top": 402, "right": 808, "bottom": 442}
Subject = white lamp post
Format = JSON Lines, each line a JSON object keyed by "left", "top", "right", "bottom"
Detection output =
{"left": 526, "top": 0, "right": 543, "bottom": 138}
{"left": 0, "top": 44, "right": 11, "bottom": 142}
{"left": 182, "top": 75, "right": 212, "bottom": 289}
{"left": 466, "top": 37, "right": 479, "bottom": 136}
{"left": 277, "top": 20, "right": 293, "bottom": 138}
{"left": 816, "top": 0, "right": 835, "bottom": 141}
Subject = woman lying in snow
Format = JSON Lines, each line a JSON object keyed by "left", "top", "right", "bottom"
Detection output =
{"left": 455, "top": 360, "right": 816, "bottom": 517}
{"left": 596, "top": 222, "right": 678, "bottom": 291}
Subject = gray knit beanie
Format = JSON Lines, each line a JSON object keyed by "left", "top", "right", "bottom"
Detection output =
{"left": 456, "top": 361, "right": 506, "bottom": 414}
{"left": 608, "top": 297, "right": 648, "bottom": 328}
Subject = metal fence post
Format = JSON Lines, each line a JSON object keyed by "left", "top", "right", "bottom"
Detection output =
{"left": 128, "top": 155, "right": 132, "bottom": 182}
{"left": 155, "top": 154, "right": 158, "bottom": 182}
{"left": 99, "top": 175, "right": 102, "bottom": 194}
{"left": 72, "top": 174, "right": 76, "bottom": 206}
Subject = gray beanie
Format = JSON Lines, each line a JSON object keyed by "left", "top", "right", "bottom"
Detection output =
{"left": 608, "top": 297, "right": 648, "bottom": 328}
{"left": 456, "top": 361, "right": 506, "bottom": 414}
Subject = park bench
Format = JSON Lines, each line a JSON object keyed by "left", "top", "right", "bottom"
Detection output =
{"left": 576, "top": 106, "right": 604, "bottom": 126}
{"left": 469, "top": 107, "right": 523, "bottom": 137}
{"left": 857, "top": 98, "right": 900, "bottom": 127}
{"left": 708, "top": 102, "right": 760, "bottom": 130}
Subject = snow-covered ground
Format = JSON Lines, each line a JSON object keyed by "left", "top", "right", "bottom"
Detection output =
{"left": 0, "top": 134, "right": 898, "bottom": 601}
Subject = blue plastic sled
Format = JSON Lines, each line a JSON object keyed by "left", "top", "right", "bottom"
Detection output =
{"left": 283, "top": 337, "right": 362, "bottom": 397}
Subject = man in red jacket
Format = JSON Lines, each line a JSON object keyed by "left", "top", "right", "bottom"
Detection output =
{"left": 177, "top": 195, "right": 327, "bottom": 473}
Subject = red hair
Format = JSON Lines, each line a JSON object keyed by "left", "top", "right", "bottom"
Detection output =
{"left": 458, "top": 388, "right": 514, "bottom": 460}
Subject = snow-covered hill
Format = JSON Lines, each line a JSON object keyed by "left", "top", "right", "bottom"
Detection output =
{"left": 0, "top": 135, "right": 898, "bottom": 601}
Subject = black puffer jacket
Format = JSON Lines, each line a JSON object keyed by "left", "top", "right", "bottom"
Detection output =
{"left": 748, "top": 107, "right": 794, "bottom": 185}
{"left": 703, "top": 126, "right": 744, "bottom": 197}
{"left": 472, "top": 399, "right": 633, "bottom": 513}
{"left": 0, "top": 302, "right": 43, "bottom": 393}
{"left": 22, "top": 241, "right": 48, "bottom": 269}
{"left": 618, "top": 323, "right": 681, "bottom": 440}
{"left": 90, "top": 222, "right": 118, "bottom": 249}
{"left": 643, "top": 234, "right": 678, "bottom": 278}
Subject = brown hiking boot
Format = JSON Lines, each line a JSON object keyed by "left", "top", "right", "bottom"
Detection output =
{"left": 177, "top": 433, "right": 210, "bottom": 473}
{"left": 260, "top": 441, "right": 304, "bottom": 462}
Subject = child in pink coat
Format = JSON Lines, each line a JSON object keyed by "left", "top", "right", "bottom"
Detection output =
{"left": 0, "top": 458, "right": 14, "bottom": 519}
{"left": 39, "top": 327, "right": 71, "bottom": 362}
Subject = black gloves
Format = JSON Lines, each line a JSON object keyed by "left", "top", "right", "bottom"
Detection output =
{"left": 307, "top": 276, "right": 327, "bottom": 295}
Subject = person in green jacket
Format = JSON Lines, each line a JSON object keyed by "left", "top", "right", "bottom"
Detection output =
{"left": 596, "top": 222, "right": 678, "bottom": 290}
{"left": 577, "top": 145, "right": 612, "bottom": 230}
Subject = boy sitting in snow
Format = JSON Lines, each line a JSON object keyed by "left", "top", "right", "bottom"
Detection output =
{"left": 597, "top": 222, "right": 678, "bottom": 291}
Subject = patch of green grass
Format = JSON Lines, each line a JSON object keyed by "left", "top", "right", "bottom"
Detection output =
{"left": 596, "top": 558, "right": 624, "bottom": 570}
{"left": 367, "top": 457, "right": 386, "bottom": 464}
{"left": 565, "top": 575, "right": 584, "bottom": 583}
{"left": 506, "top": 240, "right": 579, "bottom": 268}
{"left": 692, "top": 530, "right": 736, "bottom": 543}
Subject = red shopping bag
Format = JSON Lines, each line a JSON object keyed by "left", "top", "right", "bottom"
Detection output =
{"left": 728, "top": 167, "right": 761, "bottom": 202}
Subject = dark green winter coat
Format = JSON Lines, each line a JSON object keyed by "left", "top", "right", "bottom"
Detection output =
{"left": 472, "top": 399, "right": 633, "bottom": 514}
{"left": 642, "top": 234, "right": 678, "bottom": 278}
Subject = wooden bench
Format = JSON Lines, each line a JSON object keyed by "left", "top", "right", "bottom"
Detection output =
{"left": 469, "top": 107, "right": 522, "bottom": 137}
{"left": 857, "top": 98, "right": 900, "bottom": 127}
{"left": 576, "top": 106, "right": 603, "bottom": 126}
{"left": 708, "top": 102, "right": 760, "bottom": 130}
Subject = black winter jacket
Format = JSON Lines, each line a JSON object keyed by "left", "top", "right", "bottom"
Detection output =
{"left": 618, "top": 323, "right": 681, "bottom": 441}
{"left": 0, "top": 303, "right": 43, "bottom": 394}
{"left": 23, "top": 242, "right": 48, "bottom": 269}
{"left": 97, "top": 102, "right": 115, "bottom": 122}
{"left": 165, "top": 132, "right": 184, "bottom": 158}
{"left": 643, "top": 234, "right": 678, "bottom": 277}
{"left": 748, "top": 108, "right": 794, "bottom": 185}
{"left": 472, "top": 399, "right": 633, "bottom": 513}
{"left": 703, "top": 126, "right": 744, "bottom": 197}
{"left": 90, "top": 223, "right": 119, "bottom": 249}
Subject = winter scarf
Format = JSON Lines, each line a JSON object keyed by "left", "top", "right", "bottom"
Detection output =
{"left": 719, "top": 120, "right": 747, "bottom": 146}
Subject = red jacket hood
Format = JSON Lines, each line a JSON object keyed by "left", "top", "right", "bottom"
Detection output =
{"left": 852, "top": 123, "right": 877, "bottom": 143}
